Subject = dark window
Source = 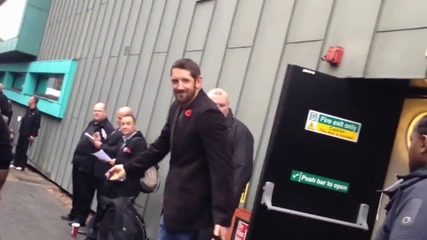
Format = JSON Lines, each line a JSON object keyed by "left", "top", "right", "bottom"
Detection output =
{"left": 11, "top": 73, "right": 25, "bottom": 91}
{"left": 35, "top": 74, "right": 63, "bottom": 100}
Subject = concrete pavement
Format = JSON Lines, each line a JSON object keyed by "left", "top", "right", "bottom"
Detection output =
{"left": 0, "top": 167, "right": 86, "bottom": 240}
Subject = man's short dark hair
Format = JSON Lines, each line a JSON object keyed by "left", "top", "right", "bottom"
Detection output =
{"left": 170, "top": 58, "right": 201, "bottom": 80}
{"left": 121, "top": 114, "right": 136, "bottom": 123}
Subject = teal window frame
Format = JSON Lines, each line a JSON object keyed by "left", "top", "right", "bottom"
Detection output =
{"left": 0, "top": 59, "right": 78, "bottom": 119}
{"left": 34, "top": 74, "right": 63, "bottom": 101}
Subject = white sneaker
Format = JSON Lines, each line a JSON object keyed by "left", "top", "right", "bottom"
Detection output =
{"left": 15, "top": 167, "right": 23, "bottom": 171}
{"left": 9, "top": 164, "right": 15, "bottom": 168}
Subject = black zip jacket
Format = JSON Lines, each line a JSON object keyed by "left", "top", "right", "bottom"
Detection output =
{"left": 19, "top": 107, "right": 41, "bottom": 137}
{"left": 72, "top": 118, "right": 114, "bottom": 173}
{"left": 376, "top": 165, "right": 427, "bottom": 240}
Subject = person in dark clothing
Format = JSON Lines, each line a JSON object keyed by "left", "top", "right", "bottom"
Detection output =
{"left": 207, "top": 88, "right": 254, "bottom": 210}
{"left": 92, "top": 106, "right": 134, "bottom": 182}
{"left": 0, "top": 116, "right": 13, "bottom": 201}
{"left": 194, "top": 89, "right": 254, "bottom": 240}
{"left": 0, "top": 84, "right": 12, "bottom": 125}
{"left": 376, "top": 115, "right": 427, "bottom": 239}
{"left": 61, "top": 103, "right": 114, "bottom": 227}
{"left": 91, "top": 106, "right": 135, "bottom": 223}
{"left": 85, "top": 114, "right": 147, "bottom": 239}
{"left": 10, "top": 96, "right": 41, "bottom": 171}
{"left": 107, "top": 58, "right": 234, "bottom": 240}
{"left": 107, "top": 114, "right": 147, "bottom": 198}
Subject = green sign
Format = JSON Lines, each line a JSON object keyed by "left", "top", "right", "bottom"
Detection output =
{"left": 290, "top": 170, "right": 350, "bottom": 193}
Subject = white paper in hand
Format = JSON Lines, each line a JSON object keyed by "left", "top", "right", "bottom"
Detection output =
{"left": 85, "top": 132, "right": 94, "bottom": 141}
{"left": 92, "top": 150, "right": 111, "bottom": 162}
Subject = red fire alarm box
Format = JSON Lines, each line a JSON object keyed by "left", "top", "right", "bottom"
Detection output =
{"left": 321, "top": 46, "right": 344, "bottom": 66}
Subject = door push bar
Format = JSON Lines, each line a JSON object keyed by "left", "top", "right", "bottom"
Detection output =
{"left": 261, "top": 182, "right": 369, "bottom": 231}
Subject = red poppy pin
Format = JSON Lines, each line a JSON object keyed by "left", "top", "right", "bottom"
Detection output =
{"left": 184, "top": 109, "right": 192, "bottom": 117}
{"left": 123, "top": 147, "right": 131, "bottom": 153}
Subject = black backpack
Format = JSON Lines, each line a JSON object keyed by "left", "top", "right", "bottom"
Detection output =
{"left": 86, "top": 196, "right": 148, "bottom": 240}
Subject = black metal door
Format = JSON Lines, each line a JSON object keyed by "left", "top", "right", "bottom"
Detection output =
{"left": 248, "top": 65, "right": 407, "bottom": 240}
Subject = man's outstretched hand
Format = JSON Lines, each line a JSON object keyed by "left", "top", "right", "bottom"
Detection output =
{"left": 212, "top": 224, "right": 228, "bottom": 240}
{"left": 106, "top": 164, "right": 126, "bottom": 181}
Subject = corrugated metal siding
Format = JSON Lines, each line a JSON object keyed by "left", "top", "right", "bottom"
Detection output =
{"left": 16, "top": 0, "right": 427, "bottom": 238}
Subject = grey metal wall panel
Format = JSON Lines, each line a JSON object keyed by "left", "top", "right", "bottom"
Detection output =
{"left": 246, "top": 41, "right": 323, "bottom": 208}
{"left": 216, "top": 48, "right": 251, "bottom": 109}
{"left": 76, "top": 3, "right": 95, "bottom": 59}
{"left": 378, "top": 0, "right": 427, "bottom": 31}
{"left": 39, "top": 0, "right": 59, "bottom": 59}
{"left": 87, "top": 57, "right": 107, "bottom": 117}
{"left": 62, "top": 119, "right": 80, "bottom": 191}
{"left": 87, "top": 3, "right": 107, "bottom": 59}
{"left": 71, "top": 1, "right": 89, "bottom": 59}
{"left": 98, "top": 57, "right": 118, "bottom": 104}
{"left": 136, "top": 53, "right": 167, "bottom": 136}
{"left": 89, "top": 57, "right": 109, "bottom": 102}
{"left": 44, "top": 119, "right": 63, "bottom": 176}
{"left": 62, "top": 0, "right": 80, "bottom": 59}
{"left": 129, "top": 0, "right": 154, "bottom": 55}
{"left": 46, "top": 0, "right": 66, "bottom": 59}
{"left": 47, "top": 1, "right": 67, "bottom": 59}
{"left": 81, "top": 0, "right": 101, "bottom": 59}
{"left": 127, "top": 0, "right": 166, "bottom": 118}
{"left": 40, "top": 119, "right": 60, "bottom": 175}
{"left": 72, "top": 60, "right": 95, "bottom": 119}
{"left": 98, "top": 0, "right": 123, "bottom": 59}
{"left": 318, "top": 0, "right": 382, "bottom": 77}
{"left": 183, "top": 51, "right": 202, "bottom": 65}
{"left": 287, "top": 0, "right": 333, "bottom": 43}
{"left": 228, "top": 0, "right": 263, "bottom": 48}
{"left": 235, "top": 0, "right": 294, "bottom": 155}
{"left": 110, "top": 0, "right": 134, "bottom": 57}
{"left": 200, "top": 0, "right": 237, "bottom": 90}
{"left": 57, "top": 0, "right": 77, "bottom": 58}
{"left": 283, "top": 41, "right": 324, "bottom": 70}
{"left": 117, "top": 0, "right": 143, "bottom": 57}
{"left": 365, "top": 29, "right": 427, "bottom": 78}
{"left": 186, "top": 1, "right": 215, "bottom": 51}
{"left": 38, "top": 0, "right": 57, "bottom": 60}
{"left": 105, "top": 55, "right": 129, "bottom": 115}
{"left": 154, "top": 0, "right": 181, "bottom": 53}
{"left": 94, "top": 0, "right": 116, "bottom": 58}
{"left": 80, "top": 58, "right": 101, "bottom": 122}
{"left": 49, "top": 58, "right": 85, "bottom": 182}
{"left": 115, "top": 55, "right": 140, "bottom": 110}
{"left": 141, "top": 187, "right": 165, "bottom": 238}
{"left": 75, "top": 0, "right": 84, "bottom": 14}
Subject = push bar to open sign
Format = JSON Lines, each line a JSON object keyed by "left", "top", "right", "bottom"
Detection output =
{"left": 261, "top": 181, "right": 369, "bottom": 231}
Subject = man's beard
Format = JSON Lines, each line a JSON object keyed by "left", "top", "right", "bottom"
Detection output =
{"left": 174, "top": 88, "right": 195, "bottom": 104}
